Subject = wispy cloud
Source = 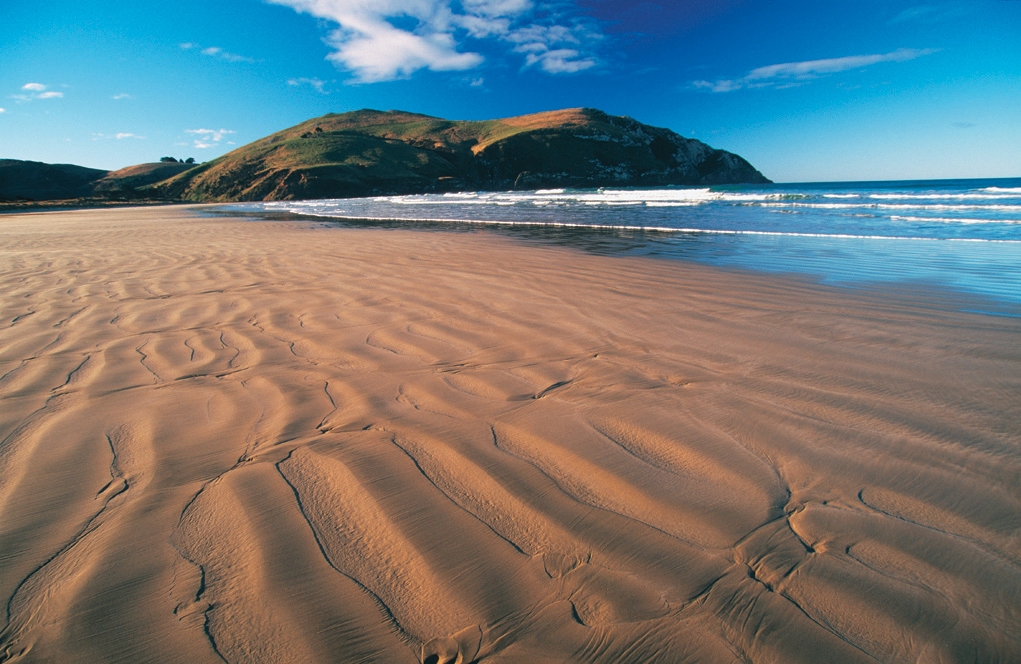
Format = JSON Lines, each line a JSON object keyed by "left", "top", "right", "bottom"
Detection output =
{"left": 93, "top": 132, "right": 146, "bottom": 140}
{"left": 694, "top": 48, "right": 937, "bottom": 93}
{"left": 181, "top": 42, "right": 255, "bottom": 63}
{"left": 506, "top": 23, "right": 598, "bottom": 74}
{"left": 889, "top": 3, "right": 968, "bottom": 24}
{"left": 186, "top": 128, "right": 235, "bottom": 149}
{"left": 112, "top": 93, "right": 132, "bottom": 100}
{"left": 0, "top": 108, "right": 6, "bottom": 114}
{"left": 287, "top": 77, "right": 328, "bottom": 93}
{"left": 266, "top": 0, "right": 600, "bottom": 82}
{"left": 201, "top": 46, "right": 255, "bottom": 63}
{"left": 952, "top": 121, "right": 977, "bottom": 129}
{"left": 890, "top": 5, "right": 938, "bottom": 23}
{"left": 10, "top": 82, "right": 64, "bottom": 101}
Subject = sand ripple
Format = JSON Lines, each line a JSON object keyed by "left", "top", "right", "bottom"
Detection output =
{"left": 1, "top": 207, "right": 1019, "bottom": 662}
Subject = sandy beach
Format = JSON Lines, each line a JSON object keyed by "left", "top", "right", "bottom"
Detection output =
{"left": 1, "top": 205, "right": 1019, "bottom": 663}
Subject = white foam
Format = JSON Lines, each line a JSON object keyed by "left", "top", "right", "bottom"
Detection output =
{"left": 868, "top": 193, "right": 1021, "bottom": 200}
{"left": 261, "top": 207, "right": 1021, "bottom": 243}
{"left": 890, "top": 215, "right": 1021, "bottom": 225}
{"left": 760, "top": 202, "right": 1021, "bottom": 212}
{"left": 981, "top": 187, "right": 1021, "bottom": 194}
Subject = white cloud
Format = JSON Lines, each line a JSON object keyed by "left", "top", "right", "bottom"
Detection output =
{"left": 0, "top": 108, "right": 5, "bottom": 113}
{"left": 112, "top": 93, "right": 132, "bottom": 100}
{"left": 186, "top": 128, "right": 234, "bottom": 140}
{"left": 694, "top": 48, "right": 937, "bottom": 93}
{"left": 746, "top": 49, "right": 936, "bottom": 80}
{"left": 92, "top": 132, "right": 146, "bottom": 140}
{"left": 186, "top": 128, "right": 235, "bottom": 149}
{"left": 288, "top": 77, "right": 328, "bottom": 93}
{"left": 266, "top": 0, "right": 599, "bottom": 82}
{"left": 12, "top": 83, "right": 64, "bottom": 101}
{"left": 890, "top": 6, "right": 938, "bottom": 23}
{"left": 182, "top": 42, "right": 255, "bottom": 63}
{"left": 222, "top": 52, "right": 255, "bottom": 63}
{"left": 523, "top": 48, "right": 594, "bottom": 74}
{"left": 506, "top": 22, "right": 597, "bottom": 74}
{"left": 889, "top": 4, "right": 967, "bottom": 24}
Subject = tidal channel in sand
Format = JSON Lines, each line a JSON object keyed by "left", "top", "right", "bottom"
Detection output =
{"left": 1, "top": 206, "right": 1019, "bottom": 663}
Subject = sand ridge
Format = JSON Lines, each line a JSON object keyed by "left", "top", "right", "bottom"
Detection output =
{"left": 0, "top": 206, "right": 1019, "bottom": 662}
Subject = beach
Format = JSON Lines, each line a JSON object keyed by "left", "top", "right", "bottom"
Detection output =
{"left": 1, "top": 205, "right": 1019, "bottom": 662}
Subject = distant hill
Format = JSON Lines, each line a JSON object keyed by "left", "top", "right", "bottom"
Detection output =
{"left": 0, "top": 160, "right": 196, "bottom": 204}
{"left": 92, "top": 162, "right": 194, "bottom": 195}
{"left": 152, "top": 108, "right": 769, "bottom": 201}
{"left": 0, "top": 159, "right": 109, "bottom": 201}
{"left": 1, "top": 109, "right": 769, "bottom": 205}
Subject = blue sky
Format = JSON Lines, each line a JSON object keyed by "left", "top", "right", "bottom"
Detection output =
{"left": 1, "top": 0, "right": 1019, "bottom": 182}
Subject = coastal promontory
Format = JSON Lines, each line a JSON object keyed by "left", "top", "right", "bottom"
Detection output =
{"left": 1, "top": 109, "right": 769, "bottom": 206}
{"left": 152, "top": 108, "right": 770, "bottom": 202}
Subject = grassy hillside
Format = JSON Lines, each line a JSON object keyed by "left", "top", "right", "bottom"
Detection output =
{"left": 0, "top": 159, "right": 109, "bottom": 201}
{"left": 1, "top": 109, "right": 768, "bottom": 205}
{"left": 152, "top": 108, "right": 769, "bottom": 202}
{"left": 92, "top": 162, "right": 195, "bottom": 194}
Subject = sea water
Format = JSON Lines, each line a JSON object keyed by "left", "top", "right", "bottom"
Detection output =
{"left": 233, "top": 178, "right": 1021, "bottom": 311}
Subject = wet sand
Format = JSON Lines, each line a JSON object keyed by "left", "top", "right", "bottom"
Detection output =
{"left": 1, "top": 206, "right": 1019, "bottom": 663}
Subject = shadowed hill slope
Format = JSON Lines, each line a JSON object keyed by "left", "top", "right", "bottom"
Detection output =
{"left": 152, "top": 108, "right": 770, "bottom": 201}
{"left": 0, "top": 159, "right": 109, "bottom": 201}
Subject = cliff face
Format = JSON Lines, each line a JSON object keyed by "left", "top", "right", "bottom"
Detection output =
{"left": 154, "top": 108, "right": 769, "bottom": 202}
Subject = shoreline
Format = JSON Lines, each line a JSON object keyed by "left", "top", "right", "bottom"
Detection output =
{"left": 1, "top": 206, "right": 1019, "bottom": 662}
{"left": 0, "top": 198, "right": 179, "bottom": 215}
{"left": 202, "top": 204, "right": 1021, "bottom": 319}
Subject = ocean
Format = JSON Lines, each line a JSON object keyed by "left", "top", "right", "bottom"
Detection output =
{"left": 230, "top": 177, "right": 1021, "bottom": 313}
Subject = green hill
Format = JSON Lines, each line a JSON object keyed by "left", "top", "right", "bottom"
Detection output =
{"left": 92, "top": 161, "right": 194, "bottom": 195}
{"left": 0, "top": 159, "right": 109, "bottom": 201}
{"left": 152, "top": 108, "right": 769, "bottom": 201}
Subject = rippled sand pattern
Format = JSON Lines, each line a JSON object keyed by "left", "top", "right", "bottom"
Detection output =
{"left": 1, "top": 207, "right": 1019, "bottom": 663}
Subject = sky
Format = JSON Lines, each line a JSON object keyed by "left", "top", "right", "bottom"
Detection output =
{"left": 1, "top": 0, "right": 1019, "bottom": 182}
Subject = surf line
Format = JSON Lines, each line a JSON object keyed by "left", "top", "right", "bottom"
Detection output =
{"left": 251, "top": 209, "right": 1021, "bottom": 244}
